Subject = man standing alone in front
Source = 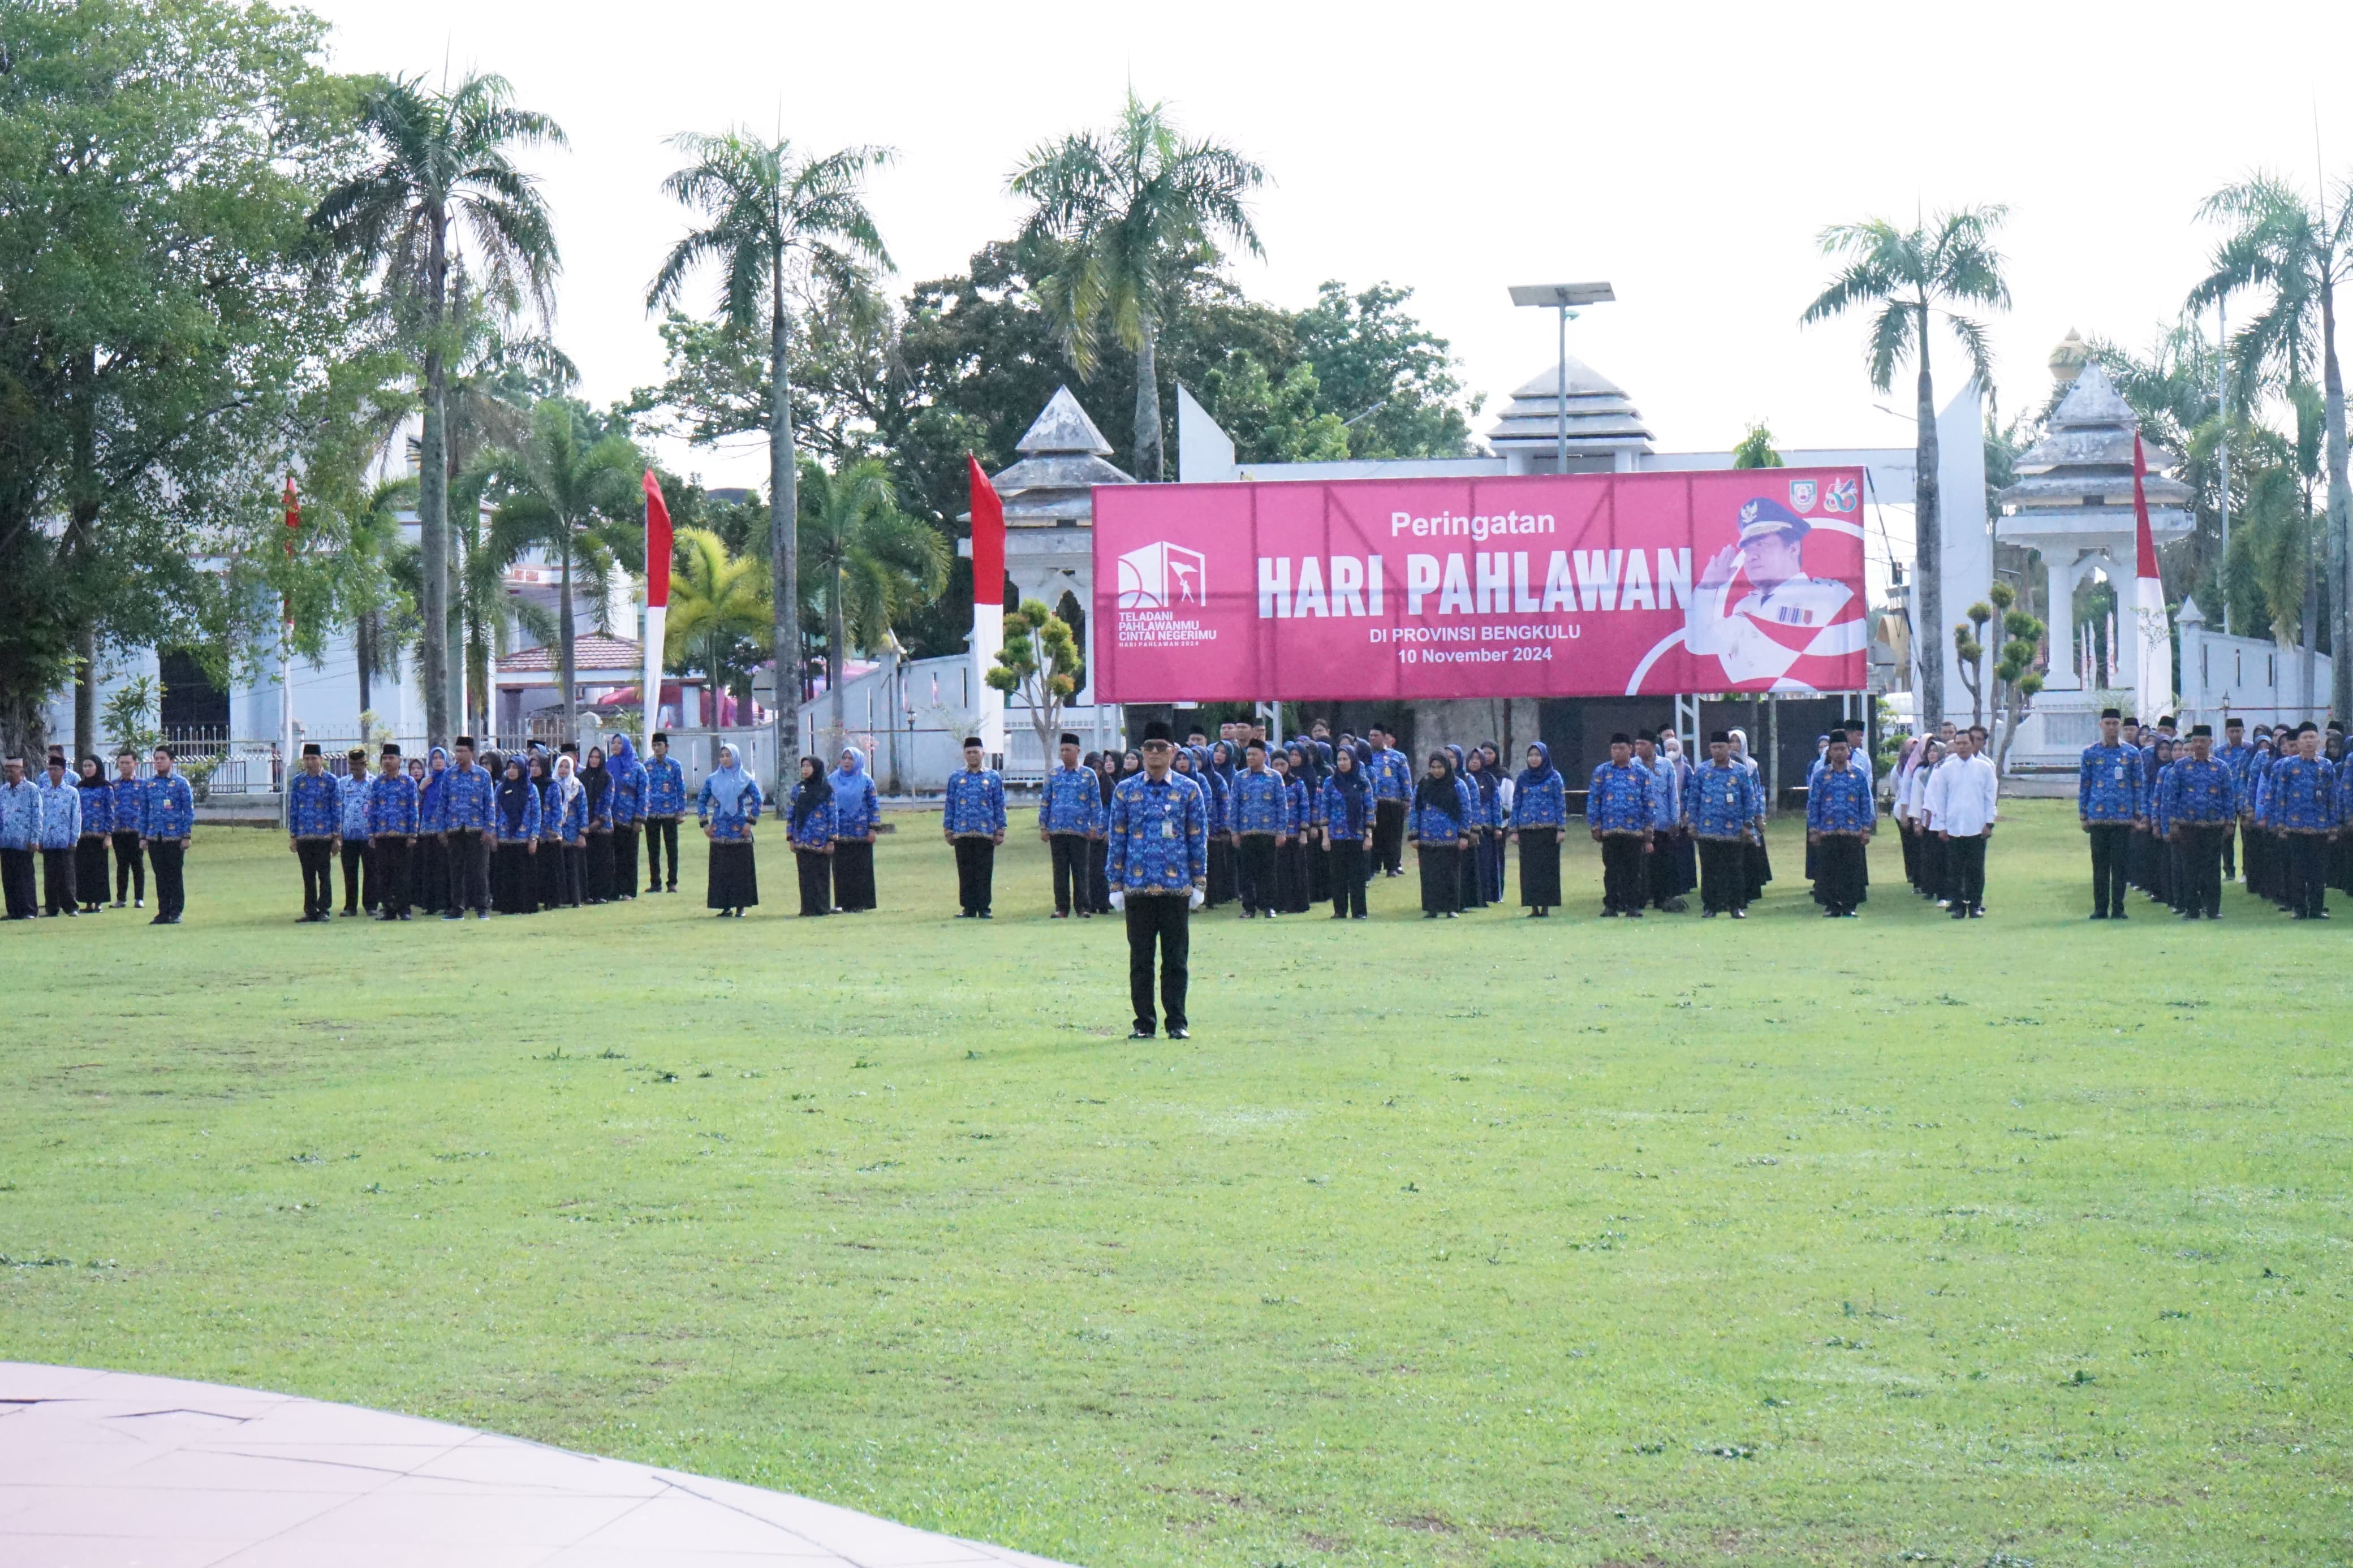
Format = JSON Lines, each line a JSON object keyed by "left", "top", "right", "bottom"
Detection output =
{"left": 1107, "top": 723, "right": 1207, "bottom": 1040}
{"left": 141, "top": 745, "right": 195, "bottom": 924}
{"left": 641, "top": 732, "right": 685, "bottom": 893}
{"left": 2078, "top": 707, "right": 2141, "bottom": 919}
{"left": 1925, "top": 728, "right": 1998, "bottom": 919}
{"left": 1805, "top": 729, "right": 1873, "bottom": 917}
{"left": 942, "top": 737, "right": 1006, "bottom": 918}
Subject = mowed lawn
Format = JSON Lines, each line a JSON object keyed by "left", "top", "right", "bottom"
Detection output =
{"left": 2, "top": 800, "right": 2346, "bottom": 1567}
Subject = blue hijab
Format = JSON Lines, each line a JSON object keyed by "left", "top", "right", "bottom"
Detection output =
{"left": 1515, "top": 741, "right": 1557, "bottom": 793}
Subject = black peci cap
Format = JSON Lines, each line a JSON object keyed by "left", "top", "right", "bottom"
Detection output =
{"left": 1708, "top": 730, "right": 1730, "bottom": 744}
{"left": 2101, "top": 707, "right": 2122, "bottom": 720}
{"left": 2189, "top": 723, "right": 2213, "bottom": 737}
{"left": 381, "top": 743, "right": 400, "bottom": 758}
{"left": 1058, "top": 732, "right": 1080, "bottom": 748}
{"left": 1141, "top": 722, "right": 1173, "bottom": 745}
{"left": 962, "top": 736, "right": 984, "bottom": 749}
{"left": 301, "top": 742, "right": 321, "bottom": 757}
{"left": 1609, "top": 732, "right": 1632, "bottom": 746}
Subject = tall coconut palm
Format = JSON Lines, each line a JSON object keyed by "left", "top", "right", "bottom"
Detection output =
{"left": 2189, "top": 172, "right": 2353, "bottom": 716}
{"left": 310, "top": 72, "right": 566, "bottom": 748}
{"left": 647, "top": 131, "right": 893, "bottom": 787}
{"left": 1801, "top": 206, "right": 2010, "bottom": 728}
{"left": 665, "top": 526, "right": 773, "bottom": 725}
{"left": 1010, "top": 91, "right": 1267, "bottom": 482}
{"left": 346, "top": 476, "right": 417, "bottom": 727}
{"left": 468, "top": 400, "right": 641, "bottom": 737}
{"left": 793, "top": 457, "right": 949, "bottom": 751}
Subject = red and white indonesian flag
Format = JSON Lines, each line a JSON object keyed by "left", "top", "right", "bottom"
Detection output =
{"left": 967, "top": 455, "right": 1006, "bottom": 751}
{"left": 2131, "top": 433, "right": 2171, "bottom": 721}
{"left": 643, "top": 470, "right": 671, "bottom": 738}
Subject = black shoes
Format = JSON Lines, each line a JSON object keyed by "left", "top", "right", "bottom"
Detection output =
{"left": 1128, "top": 1026, "right": 1155, "bottom": 1040}
{"left": 1169, "top": 1026, "right": 1190, "bottom": 1039}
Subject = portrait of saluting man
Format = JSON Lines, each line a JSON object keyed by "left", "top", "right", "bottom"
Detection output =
{"left": 1684, "top": 496, "right": 1864, "bottom": 692}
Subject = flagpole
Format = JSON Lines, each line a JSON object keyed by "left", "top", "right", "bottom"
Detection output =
{"left": 641, "top": 470, "right": 673, "bottom": 753}
{"left": 280, "top": 476, "right": 300, "bottom": 821}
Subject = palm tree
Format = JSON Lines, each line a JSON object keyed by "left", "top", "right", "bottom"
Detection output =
{"left": 1801, "top": 206, "right": 2010, "bottom": 728}
{"left": 1009, "top": 91, "right": 1267, "bottom": 482}
{"left": 665, "top": 527, "right": 773, "bottom": 728}
{"left": 467, "top": 400, "right": 641, "bottom": 737}
{"left": 793, "top": 457, "right": 949, "bottom": 751}
{"left": 310, "top": 72, "right": 566, "bottom": 748}
{"left": 347, "top": 476, "right": 417, "bottom": 727}
{"left": 2188, "top": 172, "right": 2353, "bottom": 717}
{"left": 647, "top": 131, "right": 893, "bottom": 787}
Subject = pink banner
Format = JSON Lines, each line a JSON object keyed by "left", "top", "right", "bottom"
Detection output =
{"left": 1092, "top": 468, "right": 1870, "bottom": 701}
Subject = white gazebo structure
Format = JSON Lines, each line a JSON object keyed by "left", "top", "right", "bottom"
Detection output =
{"left": 1993, "top": 358, "right": 2193, "bottom": 763}
{"left": 1484, "top": 358, "right": 1657, "bottom": 473}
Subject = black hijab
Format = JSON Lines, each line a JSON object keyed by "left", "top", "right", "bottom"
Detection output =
{"left": 1327, "top": 745, "right": 1368, "bottom": 836}
{"left": 1413, "top": 751, "right": 1459, "bottom": 814}
{"left": 497, "top": 759, "right": 533, "bottom": 832}
{"left": 790, "top": 758, "right": 832, "bottom": 833}
{"left": 1466, "top": 745, "right": 1498, "bottom": 806}
{"left": 582, "top": 748, "right": 610, "bottom": 810}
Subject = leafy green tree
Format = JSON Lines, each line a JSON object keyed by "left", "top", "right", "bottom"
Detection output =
{"left": 2189, "top": 172, "right": 2352, "bottom": 712}
{"left": 985, "top": 599, "right": 1084, "bottom": 757}
{"left": 791, "top": 458, "right": 948, "bottom": 750}
{"left": 648, "top": 130, "right": 893, "bottom": 788}
{"left": 1802, "top": 206, "right": 2011, "bottom": 727}
{"left": 1730, "top": 422, "right": 1786, "bottom": 469}
{"left": 663, "top": 526, "right": 771, "bottom": 722}
{"left": 1010, "top": 90, "right": 1268, "bottom": 481}
{"left": 0, "top": 0, "right": 369, "bottom": 760}
{"left": 465, "top": 400, "right": 641, "bottom": 735}
{"left": 1290, "top": 280, "right": 1476, "bottom": 458}
{"left": 311, "top": 71, "right": 566, "bottom": 748}
{"left": 1985, "top": 580, "right": 2044, "bottom": 773}
{"left": 1199, "top": 353, "right": 1350, "bottom": 463}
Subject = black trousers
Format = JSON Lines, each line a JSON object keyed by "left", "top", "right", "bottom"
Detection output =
{"left": 1373, "top": 800, "right": 1407, "bottom": 874}
{"left": 410, "top": 835, "right": 446, "bottom": 913}
{"left": 41, "top": 847, "right": 75, "bottom": 914}
{"left": 1049, "top": 833, "right": 1091, "bottom": 914}
{"left": 339, "top": 841, "right": 369, "bottom": 911}
{"left": 2177, "top": 824, "right": 2225, "bottom": 917}
{"left": 1417, "top": 842, "right": 1460, "bottom": 913}
{"left": 1599, "top": 833, "right": 1646, "bottom": 913}
{"left": 1899, "top": 823, "right": 1921, "bottom": 888}
{"left": 370, "top": 836, "right": 408, "bottom": 914}
{"left": 149, "top": 838, "right": 186, "bottom": 919}
{"left": 1649, "top": 830, "right": 1681, "bottom": 905}
{"left": 1518, "top": 827, "right": 1562, "bottom": 908}
{"left": 2222, "top": 821, "right": 2238, "bottom": 879}
{"left": 2287, "top": 833, "right": 2330, "bottom": 917}
{"left": 953, "top": 836, "right": 995, "bottom": 914}
{"left": 1815, "top": 833, "right": 1865, "bottom": 913}
{"left": 1125, "top": 893, "right": 1190, "bottom": 1031}
{"left": 2087, "top": 823, "right": 2132, "bottom": 915}
{"left": 447, "top": 829, "right": 491, "bottom": 913}
{"left": 1238, "top": 834, "right": 1278, "bottom": 913}
{"left": 1697, "top": 837, "right": 1746, "bottom": 912}
{"left": 833, "top": 838, "right": 876, "bottom": 911}
{"left": 1328, "top": 839, "right": 1368, "bottom": 916}
{"left": 613, "top": 824, "right": 640, "bottom": 896}
{"left": 75, "top": 835, "right": 107, "bottom": 907}
{"left": 1945, "top": 833, "right": 1986, "bottom": 913}
{"left": 795, "top": 847, "right": 833, "bottom": 915}
{"left": 562, "top": 844, "right": 587, "bottom": 906}
{"left": 2, "top": 847, "right": 36, "bottom": 918}
{"left": 297, "top": 839, "right": 334, "bottom": 916}
{"left": 585, "top": 831, "right": 615, "bottom": 902}
{"left": 644, "top": 817, "right": 680, "bottom": 889}
{"left": 112, "top": 830, "right": 144, "bottom": 902}
{"left": 1088, "top": 837, "right": 1111, "bottom": 913}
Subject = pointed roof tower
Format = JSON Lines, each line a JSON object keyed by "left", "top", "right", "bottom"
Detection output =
{"left": 1484, "top": 357, "right": 1654, "bottom": 461}
{"left": 967, "top": 386, "right": 1135, "bottom": 527}
{"left": 1994, "top": 362, "right": 2192, "bottom": 536}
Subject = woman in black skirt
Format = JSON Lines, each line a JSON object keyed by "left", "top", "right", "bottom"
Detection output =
{"left": 1320, "top": 744, "right": 1371, "bottom": 918}
{"left": 71, "top": 757, "right": 111, "bottom": 912}
{"left": 1510, "top": 742, "right": 1566, "bottom": 916}
{"left": 1410, "top": 751, "right": 1469, "bottom": 918}
{"left": 787, "top": 756, "right": 834, "bottom": 916}
{"left": 697, "top": 741, "right": 762, "bottom": 916}
{"left": 1273, "top": 748, "right": 1312, "bottom": 913}
{"left": 1087, "top": 751, "right": 1117, "bottom": 913}
{"left": 530, "top": 755, "right": 566, "bottom": 910}
{"left": 492, "top": 757, "right": 540, "bottom": 914}
{"left": 1731, "top": 729, "right": 1772, "bottom": 904}
{"left": 827, "top": 747, "right": 878, "bottom": 912}
{"left": 581, "top": 746, "right": 615, "bottom": 904}
{"left": 553, "top": 753, "right": 588, "bottom": 907}
{"left": 1204, "top": 741, "right": 1238, "bottom": 907}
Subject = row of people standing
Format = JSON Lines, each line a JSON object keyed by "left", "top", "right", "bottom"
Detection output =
{"left": 0, "top": 748, "right": 195, "bottom": 922}
{"left": 1890, "top": 723, "right": 2001, "bottom": 918}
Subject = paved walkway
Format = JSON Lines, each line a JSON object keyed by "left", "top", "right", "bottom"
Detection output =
{"left": 1, "top": 1364, "right": 1075, "bottom": 1567}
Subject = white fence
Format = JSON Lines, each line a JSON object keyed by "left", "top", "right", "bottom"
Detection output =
{"left": 797, "top": 652, "right": 1123, "bottom": 792}
{"left": 2176, "top": 606, "right": 2334, "bottom": 728}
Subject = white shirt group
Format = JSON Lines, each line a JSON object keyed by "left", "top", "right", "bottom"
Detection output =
{"left": 1921, "top": 751, "right": 1999, "bottom": 837}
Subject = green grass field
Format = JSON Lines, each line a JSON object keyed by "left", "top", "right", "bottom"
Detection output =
{"left": 2, "top": 801, "right": 2346, "bottom": 1566}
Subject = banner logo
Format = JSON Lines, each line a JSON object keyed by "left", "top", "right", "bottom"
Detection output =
{"left": 1787, "top": 479, "right": 1818, "bottom": 512}
{"left": 1117, "top": 541, "right": 1206, "bottom": 610}
{"left": 1823, "top": 476, "right": 1858, "bottom": 513}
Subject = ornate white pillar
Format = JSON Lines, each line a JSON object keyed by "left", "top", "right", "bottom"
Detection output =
{"left": 2043, "top": 551, "right": 2081, "bottom": 692}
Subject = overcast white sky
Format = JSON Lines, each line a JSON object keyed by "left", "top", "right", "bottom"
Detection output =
{"left": 305, "top": 0, "right": 2353, "bottom": 490}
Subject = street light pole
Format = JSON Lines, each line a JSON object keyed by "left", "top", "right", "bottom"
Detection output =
{"left": 1508, "top": 282, "right": 1615, "bottom": 475}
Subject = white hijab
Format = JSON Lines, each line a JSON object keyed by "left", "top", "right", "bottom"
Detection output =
{"left": 554, "top": 753, "right": 584, "bottom": 811}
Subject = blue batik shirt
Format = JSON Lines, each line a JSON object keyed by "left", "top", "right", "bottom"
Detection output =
{"left": 0, "top": 778, "right": 40, "bottom": 850}
{"left": 536, "top": 781, "right": 566, "bottom": 843}
{"left": 1283, "top": 774, "right": 1311, "bottom": 833}
{"left": 1409, "top": 784, "right": 1467, "bottom": 842}
{"left": 2218, "top": 741, "right": 2256, "bottom": 788}
{"left": 337, "top": 772, "right": 371, "bottom": 841}
{"left": 942, "top": 766, "right": 1006, "bottom": 836}
{"left": 1686, "top": 761, "right": 1761, "bottom": 839}
{"left": 1586, "top": 761, "right": 1653, "bottom": 835}
{"left": 35, "top": 774, "right": 80, "bottom": 848}
{"left": 829, "top": 755, "right": 880, "bottom": 838}
{"left": 606, "top": 746, "right": 645, "bottom": 827}
{"left": 2266, "top": 755, "right": 2338, "bottom": 832}
{"left": 1806, "top": 761, "right": 1874, "bottom": 833}
{"left": 1510, "top": 771, "right": 1567, "bottom": 830}
{"left": 2078, "top": 741, "right": 2143, "bottom": 822}
{"left": 76, "top": 779, "right": 113, "bottom": 836}
{"left": 110, "top": 776, "right": 145, "bottom": 835}
{"left": 643, "top": 754, "right": 687, "bottom": 817}
{"left": 1642, "top": 756, "right": 1681, "bottom": 830}
{"left": 697, "top": 771, "right": 762, "bottom": 843}
{"left": 1039, "top": 763, "right": 1104, "bottom": 835}
{"left": 2161, "top": 757, "right": 2239, "bottom": 825}
{"left": 366, "top": 773, "right": 419, "bottom": 836}
{"left": 494, "top": 785, "right": 541, "bottom": 844}
{"left": 1318, "top": 778, "right": 1370, "bottom": 841}
{"left": 1106, "top": 771, "right": 1208, "bottom": 892}
{"left": 442, "top": 763, "right": 495, "bottom": 832}
{"left": 1230, "top": 769, "right": 1288, "bottom": 835}
{"left": 2149, "top": 762, "right": 2172, "bottom": 837}
{"left": 144, "top": 773, "right": 195, "bottom": 840}
{"left": 1368, "top": 748, "right": 1413, "bottom": 802}
{"left": 287, "top": 771, "right": 339, "bottom": 838}
{"left": 787, "top": 785, "right": 837, "bottom": 850}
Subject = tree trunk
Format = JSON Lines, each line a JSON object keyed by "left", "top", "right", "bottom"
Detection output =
{"left": 558, "top": 537, "right": 576, "bottom": 740}
{"left": 74, "top": 624, "right": 96, "bottom": 761}
{"left": 771, "top": 267, "right": 800, "bottom": 793}
{"left": 1912, "top": 303, "right": 1944, "bottom": 729}
{"left": 356, "top": 612, "right": 373, "bottom": 727}
{"left": 828, "top": 566, "right": 847, "bottom": 759}
{"left": 1134, "top": 313, "right": 1164, "bottom": 481}
{"left": 417, "top": 210, "right": 451, "bottom": 749}
{"left": 2321, "top": 278, "right": 2350, "bottom": 720}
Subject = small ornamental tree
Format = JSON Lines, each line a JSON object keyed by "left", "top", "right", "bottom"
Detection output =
{"left": 1954, "top": 602, "right": 1992, "bottom": 727}
{"left": 1986, "top": 580, "right": 2045, "bottom": 774}
{"left": 985, "top": 599, "right": 1083, "bottom": 757}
